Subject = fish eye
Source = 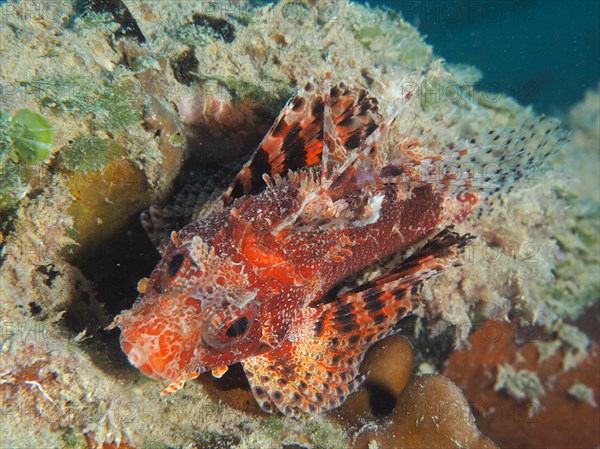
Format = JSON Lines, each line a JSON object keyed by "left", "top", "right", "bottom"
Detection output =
{"left": 167, "top": 253, "right": 185, "bottom": 278}
{"left": 156, "top": 252, "right": 191, "bottom": 293}
{"left": 202, "top": 306, "right": 255, "bottom": 350}
{"left": 226, "top": 317, "right": 249, "bottom": 338}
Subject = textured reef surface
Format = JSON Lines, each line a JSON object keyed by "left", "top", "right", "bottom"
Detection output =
{"left": 0, "top": 1, "right": 598, "bottom": 448}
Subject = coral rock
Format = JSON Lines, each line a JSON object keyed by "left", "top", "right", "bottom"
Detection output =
{"left": 363, "top": 335, "right": 415, "bottom": 399}
{"left": 335, "top": 335, "right": 414, "bottom": 425}
{"left": 444, "top": 319, "right": 600, "bottom": 449}
{"left": 354, "top": 375, "right": 498, "bottom": 449}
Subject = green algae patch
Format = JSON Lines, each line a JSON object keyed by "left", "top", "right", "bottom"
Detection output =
{"left": 61, "top": 430, "right": 88, "bottom": 449}
{"left": 10, "top": 109, "right": 55, "bottom": 163}
{"left": 0, "top": 109, "right": 55, "bottom": 212}
{"left": 59, "top": 135, "right": 122, "bottom": 173}
{"left": 1, "top": 108, "right": 55, "bottom": 165}
{"left": 306, "top": 419, "right": 348, "bottom": 449}
{"left": 33, "top": 76, "right": 142, "bottom": 133}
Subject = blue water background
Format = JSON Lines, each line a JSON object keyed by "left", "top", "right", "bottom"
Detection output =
{"left": 369, "top": 0, "right": 600, "bottom": 114}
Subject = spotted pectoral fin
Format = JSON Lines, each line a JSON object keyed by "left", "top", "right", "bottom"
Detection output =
{"left": 221, "top": 81, "right": 382, "bottom": 205}
{"left": 241, "top": 338, "right": 366, "bottom": 417}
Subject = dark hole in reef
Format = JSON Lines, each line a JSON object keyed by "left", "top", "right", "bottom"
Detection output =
{"left": 73, "top": 0, "right": 146, "bottom": 43}
{"left": 28, "top": 301, "right": 43, "bottom": 317}
{"left": 80, "top": 289, "right": 91, "bottom": 305}
{"left": 62, "top": 282, "right": 98, "bottom": 333}
{"left": 67, "top": 210, "right": 159, "bottom": 320}
{"left": 398, "top": 315, "right": 456, "bottom": 373}
{"left": 176, "top": 64, "right": 293, "bottom": 167}
{"left": 36, "top": 264, "right": 60, "bottom": 287}
{"left": 61, "top": 209, "right": 160, "bottom": 376}
{"left": 192, "top": 431, "right": 241, "bottom": 449}
{"left": 170, "top": 47, "right": 199, "bottom": 86}
{"left": 201, "top": 362, "right": 250, "bottom": 391}
{"left": 192, "top": 13, "right": 236, "bottom": 43}
{"left": 282, "top": 445, "right": 310, "bottom": 449}
{"left": 365, "top": 383, "right": 397, "bottom": 417}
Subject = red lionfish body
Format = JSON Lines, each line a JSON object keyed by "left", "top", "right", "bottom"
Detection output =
{"left": 110, "top": 79, "right": 564, "bottom": 416}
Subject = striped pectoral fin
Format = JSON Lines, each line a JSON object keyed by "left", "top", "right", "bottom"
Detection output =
{"left": 312, "top": 225, "right": 474, "bottom": 352}
{"left": 220, "top": 82, "right": 325, "bottom": 205}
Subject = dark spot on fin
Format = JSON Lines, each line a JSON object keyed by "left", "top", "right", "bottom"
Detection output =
{"left": 248, "top": 148, "right": 274, "bottom": 191}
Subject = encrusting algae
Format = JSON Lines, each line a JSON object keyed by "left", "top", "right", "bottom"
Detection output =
{"left": 0, "top": 1, "right": 597, "bottom": 448}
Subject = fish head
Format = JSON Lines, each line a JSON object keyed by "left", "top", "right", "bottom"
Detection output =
{"left": 113, "top": 234, "right": 264, "bottom": 385}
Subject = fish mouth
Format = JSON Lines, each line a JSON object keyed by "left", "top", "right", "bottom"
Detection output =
{"left": 121, "top": 339, "right": 165, "bottom": 380}
{"left": 117, "top": 309, "right": 205, "bottom": 382}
